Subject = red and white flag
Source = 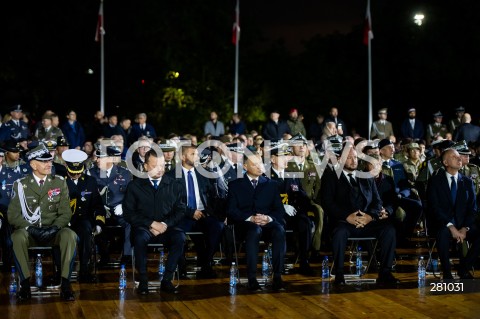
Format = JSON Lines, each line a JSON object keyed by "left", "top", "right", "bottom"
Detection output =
{"left": 232, "top": 0, "right": 240, "bottom": 45}
{"left": 363, "top": 0, "right": 373, "bottom": 45}
{"left": 95, "top": 1, "right": 105, "bottom": 42}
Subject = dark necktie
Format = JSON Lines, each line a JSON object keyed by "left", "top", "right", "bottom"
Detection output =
{"left": 187, "top": 171, "right": 197, "bottom": 209}
{"left": 451, "top": 176, "right": 457, "bottom": 205}
{"left": 166, "top": 163, "right": 171, "bottom": 171}
{"left": 152, "top": 179, "right": 159, "bottom": 190}
{"left": 348, "top": 173, "right": 357, "bottom": 187}
{"left": 251, "top": 179, "right": 258, "bottom": 189}
{"left": 299, "top": 164, "right": 303, "bottom": 171}
{"left": 39, "top": 179, "right": 44, "bottom": 188}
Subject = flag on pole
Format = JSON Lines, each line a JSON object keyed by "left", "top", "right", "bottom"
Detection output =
{"left": 95, "top": 1, "right": 105, "bottom": 42}
{"left": 363, "top": 0, "right": 373, "bottom": 45}
{"left": 232, "top": 0, "right": 240, "bottom": 45}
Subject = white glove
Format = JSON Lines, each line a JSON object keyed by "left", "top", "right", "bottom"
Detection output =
{"left": 104, "top": 205, "right": 111, "bottom": 219}
{"left": 93, "top": 225, "right": 102, "bottom": 235}
{"left": 114, "top": 204, "right": 123, "bottom": 216}
{"left": 284, "top": 204, "right": 297, "bottom": 217}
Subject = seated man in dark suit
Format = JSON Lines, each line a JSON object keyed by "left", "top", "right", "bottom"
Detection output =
{"left": 167, "top": 145, "right": 224, "bottom": 278}
{"left": 227, "top": 153, "right": 287, "bottom": 291}
{"left": 427, "top": 149, "right": 480, "bottom": 279}
{"left": 123, "top": 149, "right": 186, "bottom": 295}
{"left": 321, "top": 145, "right": 398, "bottom": 285}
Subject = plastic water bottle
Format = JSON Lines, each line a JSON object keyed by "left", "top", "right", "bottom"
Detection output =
{"left": 321, "top": 256, "right": 330, "bottom": 280}
{"left": 119, "top": 264, "right": 127, "bottom": 291}
{"left": 267, "top": 244, "right": 273, "bottom": 262}
{"left": 418, "top": 256, "right": 426, "bottom": 287}
{"left": 356, "top": 246, "right": 363, "bottom": 276}
{"left": 9, "top": 266, "right": 17, "bottom": 295}
{"left": 262, "top": 250, "right": 270, "bottom": 283}
{"left": 158, "top": 249, "right": 165, "bottom": 279}
{"left": 35, "top": 254, "right": 43, "bottom": 288}
{"left": 229, "top": 262, "right": 238, "bottom": 287}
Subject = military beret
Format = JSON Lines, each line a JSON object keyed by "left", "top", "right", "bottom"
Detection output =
{"left": 378, "top": 138, "right": 393, "bottom": 150}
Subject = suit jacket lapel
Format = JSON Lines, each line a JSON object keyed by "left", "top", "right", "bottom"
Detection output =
{"left": 440, "top": 173, "right": 453, "bottom": 206}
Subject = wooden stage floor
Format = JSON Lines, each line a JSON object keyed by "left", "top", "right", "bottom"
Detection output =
{"left": 1, "top": 246, "right": 480, "bottom": 319}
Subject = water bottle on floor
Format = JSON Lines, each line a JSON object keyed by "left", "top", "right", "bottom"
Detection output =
{"left": 119, "top": 264, "right": 127, "bottom": 291}
{"left": 321, "top": 256, "right": 330, "bottom": 280}
{"left": 356, "top": 247, "right": 363, "bottom": 276}
{"left": 262, "top": 250, "right": 270, "bottom": 284}
{"left": 418, "top": 256, "right": 426, "bottom": 287}
{"left": 9, "top": 266, "right": 17, "bottom": 295}
{"left": 158, "top": 249, "right": 165, "bottom": 280}
{"left": 229, "top": 262, "right": 238, "bottom": 288}
{"left": 35, "top": 254, "right": 43, "bottom": 288}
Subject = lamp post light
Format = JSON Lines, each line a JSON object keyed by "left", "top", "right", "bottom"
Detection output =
{"left": 414, "top": 13, "right": 425, "bottom": 26}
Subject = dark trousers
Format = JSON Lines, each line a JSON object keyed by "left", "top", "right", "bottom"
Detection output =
{"left": 97, "top": 215, "right": 131, "bottom": 260}
{"left": 0, "top": 221, "right": 13, "bottom": 271}
{"left": 70, "top": 219, "right": 93, "bottom": 271}
{"left": 332, "top": 220, "right": 396, "bottom": 276}
{"left": 436, "top": 226, "right": 480, "bottom": 275}
{"left": 237, "top": 221, "right": 286, "bottom": 280}
{"left": 178, "top": 216, "right": 224, "bottom": 268}
{"left": 398, "top": 197, "right": 423, "bottom": 239}
{"left": 286, "top": 214, "right": 312, "bottom": 266}
{"left": 132, "top": 226, "right": 185, "bottom": 282}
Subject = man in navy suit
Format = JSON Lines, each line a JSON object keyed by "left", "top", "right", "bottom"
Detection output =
{"left": 262, "top": 110, "right": 291, "bottom": 140}
{"left": 427, "top": 149, "right": 480, "bottom": 279}
{"left": 128, "top": 113, "right": 157, "bottom": 145}
{"left": 0, "top": 105, "right": 30, "bottom": 142}
{"left": 401, "top": 108, "right": 424, "bottom": 140}
{"left": 321, "top": 145, "right": 398, "bottom": 285}
{"left": 123, "top": 149, "right": 186, "bottom": 294}
{"left": 168, "top": 145, "right": 224, "bottom": 278}
{"left": 227, "top": 153, "right": 287, "bottom": 291}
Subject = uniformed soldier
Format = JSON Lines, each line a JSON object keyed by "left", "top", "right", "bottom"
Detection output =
{"left": 270, "top": 142, "right": 314, "bottom": 275}
{"left": 159, "top": 139, "right": 177, "bottom": 172}
{"left": 449, "top": 106, "right": 465, "bottom": 133}
{"left": 222, "top": 142, "right": 245, "bottom": 183}
{"left": 34, "top": 113, "right": 64, "bottom": 142}
{"left": 43, "top": 140, "right": 67, "bottom": 177}
{"left": 87, "top": 142, "right": 133, "bottom": 265}
{"left": 54, "top": 136, "right": 69, "bottom": 167}
{"left": 456, "top": 141, "right": 480, "bottom": 201}
{"left": 131, "top": 137, "right": 152, "bottom": 174}
{"left": 426, "top": 111, "right": 448, "bottom": 145}
{"left": 403, "top": 143, "right": 422, "bottom": 186}
{"left": 0, "top": 147, "right": 23, "bottom": 272}
{"left": 63, "top": 149, "right": 106, "bottom": 282}
{"left": 393, "top": 138, "right": 411, "bottom": 164}
{"left": 370, "top": 108, "right": 394, "bottom": 140}
{"left": 8, "top": 144, "right": 77, "bottom": 301}
{"left": 2, "top": 140, "right": 30, "bottom": 175}
{"left": 0, "top": 105, "right": 30, "bottom": 142}
{"left": 286, "top": 133, "right": 324, "bottom": 252}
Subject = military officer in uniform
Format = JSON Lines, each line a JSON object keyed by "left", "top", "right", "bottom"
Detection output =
{"left": 370, "top": 108, "right": 394, "bottom": 140}
{"left": 3, "top": 140, "right": 30, "bottom": 175}
{"left": 270, "top": 142, "right": 314, "bottom": 275}
{"left": 43, "top": 140, "right": 68, "bottom": 177}
{"left": 8, "top": 144, "right": 77, "bottom": 301}
{"left": 0, "top": 105, "right": 30, "bottom": 142}
{"left": 426, "top": 111, "right": 448, "bottom": 145}
{"left": 87, "top": 142, "right": 133, "bottom": 265}
{"left": 159, "top": 139, "right": 177, "bottom": 172}
{"left": 0, "top": 147, "right": 23, "bottom": 272}
{"left": 286, "top": 133, "right": 324, "bottom": 252}
{"left": 63, "top": 149, "right": 106, "bottom": 282}
{"left": 54, "top": 136, "right": 70, "bottom": 167}
{"left": 449, "top": 106, "right": 465, "bottom": 133}
{"left": 403, "top": 143, "right": 422, "bottom": 186}
{"left": 456, "top": 141, "right": 480, "bottom": 202}
{"left": 34, "top": 113, "right": 64, "bottom": 142}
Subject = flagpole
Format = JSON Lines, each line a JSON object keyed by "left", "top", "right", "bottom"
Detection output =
{"left": 100, "top": 0, "right": 105, "bottom": 115}
{"left": 367, "top": 0, "right": 373, "bottom": 140}
{"left": 233, "top": 0, "right": 240, "bottom": 114}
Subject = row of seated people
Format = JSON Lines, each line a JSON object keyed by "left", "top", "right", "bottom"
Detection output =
{"left": 1, "top": 137, "right": 479, "bottom": 300}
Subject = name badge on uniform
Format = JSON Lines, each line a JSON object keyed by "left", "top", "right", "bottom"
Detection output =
{"left": 80, "top": 190, "right": 92, "bottom": 201}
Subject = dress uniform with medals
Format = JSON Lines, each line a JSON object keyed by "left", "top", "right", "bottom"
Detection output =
{"left": 63, "top": 149, "right": 106, "bottom": 282}
{"left": 0, "top": 147, "right": 23, "bottom": 272}
{"left": 270, "top": 142, "right": 314, "bottom": 275}
{"left": 7, "top": 144, "right": 77, "bottom": 301}
{"left": 0, "top": 105, "right": 30, "bottom": 142}
{"left": 87, "top": 142, "right": 133, "bottom": 264}
{"left": 286, "top": 133, "right": 324, "bottom": 251}
{"left": 3, "top": 140, "right": 29, "bottom": 174}
{"left": 455, "top": 141, "right": 480, "bottom": 202}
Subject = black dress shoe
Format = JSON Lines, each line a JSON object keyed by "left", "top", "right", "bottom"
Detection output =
{"left": 376, "top": 272, "right": 400, "bottom": 285}
{"left": 60, "top": 289, "right": 75, "bottom": 301}
{"left": 17, "top": 288, "right": 32, "bottom": 301}
{"left": 160, "top": 280, "right": 178, "bottom": 294}
{"left": 272, "top": 277, "right": 286, "bottom": 291}
{"left": 137, "top": 281, "right": 149, "bottom": 295}
{"left": 443, "top": 273, "right": 454, "bottom": 280}
{"left": 247, "top": 278, "right": 261, "bottom": 291}
{"left": 333, "top": 274, "right": 346, "bottom": 285}
{"left": 298, "top": 264, "right": 315, "bottom": 276}
{"left": 79, "top": 271, "right": 96, "bottom": 283}
{"left": 458, "top": 271, "right": 474, "bottom": 280}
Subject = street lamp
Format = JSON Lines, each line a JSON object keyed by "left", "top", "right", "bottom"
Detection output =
{"left": 414, "top": 13, "right": 425, "bottom": 26}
